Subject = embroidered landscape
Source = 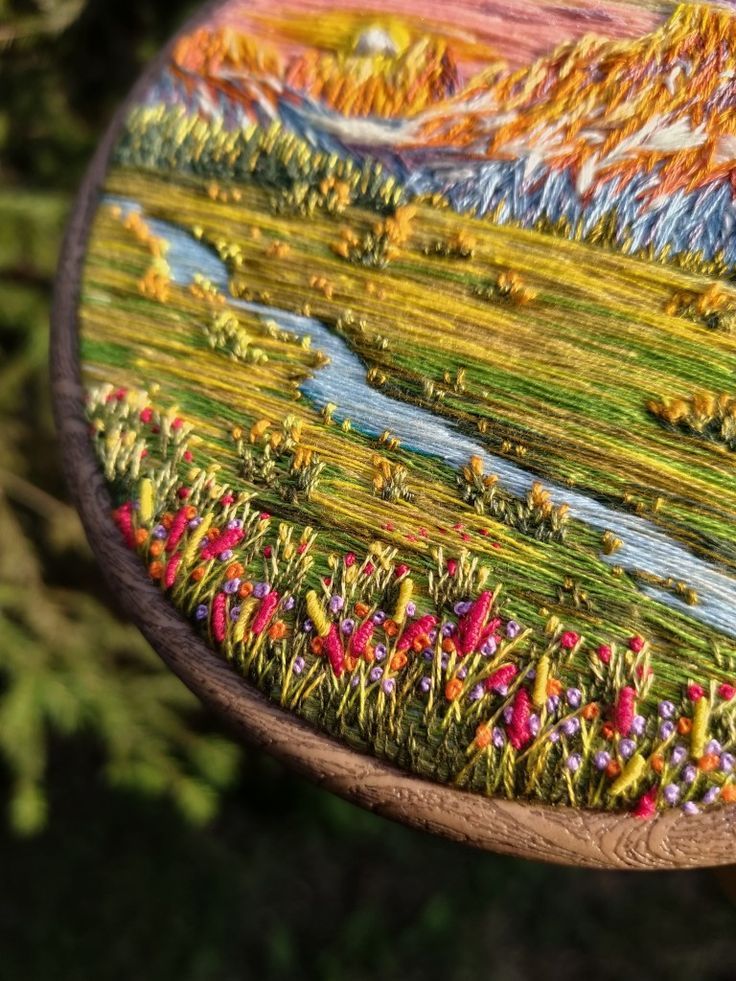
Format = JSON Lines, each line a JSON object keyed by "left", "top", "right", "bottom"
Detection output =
{"left": 81, "top": 0, "right": 736, "bottom": 818}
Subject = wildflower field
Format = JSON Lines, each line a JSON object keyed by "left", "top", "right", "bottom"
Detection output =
{"left": 79, "top": 0, "right": 736, "bottom": 819}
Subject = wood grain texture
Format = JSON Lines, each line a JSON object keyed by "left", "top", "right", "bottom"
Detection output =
{"left": 49, "top": 0, "right": 736, "bottom": 870}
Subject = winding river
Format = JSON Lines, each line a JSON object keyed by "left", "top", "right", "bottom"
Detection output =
{"left": 108, "top": 197, "right": 736, "bottom": 638}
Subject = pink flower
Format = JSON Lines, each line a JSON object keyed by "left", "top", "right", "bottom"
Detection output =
{"left": 508, "top": 688, "right": 532, "bottom": 750}
{"left": 560, "top": 631, "right": 580, "bottom": 650}
{"left": 628, "top": 635, "right": 645, "bottom": 653}
{"left": 719, "top": 683, "right": 736, "bottom": 702}
{"left": 344, "top": 552, "right": 357, "bottom": 567}
{"left": 484, "top": 663, "right": 518, "bottom": 693}
{"left": 456, "top": 591, "right": 493, "bottom": 656}
{"left": 363, "top": 562, "right": 375, "bottom": 576}
{"left": 446, "top": 558, "right": 458, "bottom": 576}
{"left": 397, "top": 614, "right": 438, "bottom": 652}
{"left": 324, "top": 624, "right": 345, "bottom": 677}
{"left": 251, "top": 590, "right": 280, "bottom": 635}
{"left": 112, "top": 502, "right": 135, "bottom": 549}
{"left": 350, "top": 619, "right": 374, "bottom": 657}
{"left": 395, "top": 563, "right": 410, "bottom": 578}
{"left": 632, "top": 787, "right": 658, "bottom": 820}
{"left": 166, "top": 506, "right": 191, "bottom": 552}
{"left": 139, "top": 407, "right": 153, "bottom": 424}
{"left": 164, "top": 552, "right": 182, "bottom": 589}
{"left": 687, "top": 683, "right": 705, "bottom": 702}
{"left": 615, "top": 686, "right": 637, "bottom": 736}
{"left": 212, "top": 592, "right": 227, "bottom": 644}
{"left": 200, "top": 526, "right": 244, "bottom": 561}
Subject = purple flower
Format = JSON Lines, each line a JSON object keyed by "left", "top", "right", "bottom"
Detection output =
{"left": 406, "top": 602, "right": 417, "bottom": 618}
{"left": 659, "top": 720, "right": 676, "bottom": 740}
{"left": 369, "top": 666, "right": 383, "bottom": 683}
{"left": 440, "top": 652, "right": 450, "bottom": 669}
{"left": 292, "top": 656, "right": 305, "bottom": 675}
{"left": 549, "top": 728, "right": 560, "bottom": 744}
{"left": 457, "top": 666, "right": 468, "bottom": 680}
{"left": 481, "top": 637, "right": 498, "bottom": 657}
{"left": 329, "top": 594, "right": 344, "bottom": 614}
{"left": 566, "top": 688, "right": 582, "bottom": 709}
{"left": 253, "top": 581, "right": 270, "bottom": 599}
{"left": 663, "top": 784, "right": 680, "bottom": 806}
{"left": 492, "top": 727, "right": 506, "bottom": 749}
{"left": 619, "top": 738, "right": 636, "bottom": 759}
{"left": 529, "top": 714, "right": 541, "bottom": 737}
{"left": 302, "top": 618, "right": 313, "bottom": 633}
{"left": 631, "top": 715, "right": 647, "bottom": 737}
{"left": 503, "top": 705, "right": 514, "bottom": 724}
{"left": 428, "top": 628, "right": 438, "bottom": 643}
{"left": 506, "top": 620, "right": 521, "bottom": 639}
{"left": 566, "top": 754, "right": 582, "bottom": 773}
{"left": 195, "top": 604, "right": 208, "bottom": 621}
{"left": 441, "top": 623, "right": 455, "bottom": 638}
{"left": 219, "top": 550, "right": 234, "bottom": 562}
{"left": 422, "top": 648, "right": 434, "bottom": 661}
{"left": 188, "top": 517, "right": 202, "bottom": 530}
{"left": 547, "top": 695, "right": 561, "bottom": 715}
{"left": 720, "top": 753, "right": 735, "bottom": 773}
{"left": 374, "top": 643, "right": 387, "bottom": 662}
{"left": 341, "top": 618, "right": 355, "bottom": 636}
{"left": 223, "top": 578, "right": 241, "bottom": 594}
{"left": 594, "top": 750, "right": 611, "bottom": 771}
{"left": 229, "top": 606, "right": 241, "bottom": 621}
{"left": 671, "top": 745, "right": 688, "bottom": 766}
{"left": 703, "top": 786, "right": 721, "bottom": 806}
{"left": 658, "top": 700, "right": 675, "bottom": 719}
{"left": 283, "top": 596, "right": 296, "bottom": 612}
{"left": 562, "top": 717, "right": 580, "bottom": 738}
{"left": 381, "top": 678, "right": 396, "bottom": 696}
{"left": 153, "top": 524, "right": 167, "bottom": 539}
{"left": 372, "top": 610, "right": 386, "bottom": 625}
{"left": 683, "top": 764, "right": 698, "bottom": 785}
{"left": 454, "top": 601, "right": 472, "bottom": 616}
{"left": 226, "top": 519, "right": 242, "bottom": 531}
{"left": 351, "top": 674, "right": 361, "bottom": 688}
{"left": 682, "top": 801, "right": 699, "bottom": 816}
{"left": 469, "top": 684, "right": 484, "bottom": 702}
{"left": 706, "top": 739, "right": 722, "bottom": 756}
{"left": 419, "top": 676, "right": 432, "bottom": 693}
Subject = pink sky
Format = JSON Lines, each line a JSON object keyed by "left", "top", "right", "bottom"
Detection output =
{"left": 209, "top": 0, "right": 678, "bottom": 70}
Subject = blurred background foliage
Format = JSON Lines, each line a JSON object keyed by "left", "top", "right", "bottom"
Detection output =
{"left": 2, "top": 2, "right": 736, "bottom": 979}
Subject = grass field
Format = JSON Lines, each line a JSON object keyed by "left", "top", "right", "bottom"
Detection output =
{"left": 78, "top": 161, "right": 736, "bottom": 813}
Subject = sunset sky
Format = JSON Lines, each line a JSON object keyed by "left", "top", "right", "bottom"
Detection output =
{"left": 206, "top": 0, "right": 713, "bottom": 72}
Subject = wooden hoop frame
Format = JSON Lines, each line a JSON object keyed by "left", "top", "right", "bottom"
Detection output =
{"left": 50, "top": 0, "right": 736, "bottom": 869}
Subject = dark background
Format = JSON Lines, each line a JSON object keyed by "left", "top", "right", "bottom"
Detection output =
{"left": 2, "top": 1, "right": 736, "bottom": 977}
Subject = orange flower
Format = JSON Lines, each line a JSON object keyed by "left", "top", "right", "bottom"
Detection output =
{"left": 161, "top": 513, "right": 174, "bottom": 530}
{"left": 677, "top": 717, "right": 693, "bottom": 735}
{"left": 268, "top": 621, "right": 287, "bottom": 641}
{"left": 190, "top": 567, "right": 205, "bottom": 582}
{"left": 134, "top": 528, "right": 148, "bottom": 546}
{"left": 383, "top": 619, "right": 399, "bottom": 638}
{"left": 207, "top": 528, "right": 220, "bottom": 542}
{"left": 354, "top": 602, "right": 370, "bottom": 618}
{"left": 601, "top": 722, "right": 615, "bottom": 741}
{"left": 699, "top": 753, "right": 720, "bottom": 772}
{"left": 582, "top": 702, "right": 600, "bottom": 721}
{"left": 310, "top": 636, "right": 324, "bottom": 655}
{"left": 445, "top": 678, "right": 463, "bottom": 702}
{"left": 239, "top": 581, "right": 254, "bottom": 598}
{"left": 412, "top": 633, "right": 430, "bottom": 653}
{"left": 441, "top": 637, "right": 456, "bottom": 654}
{"left": 149, "top": 540, "right": 164, "bottom": 558}
{"left": 650, "top": 754, "right": 665, "bottom": 774}
{"left": 148, "top": 561, "right": 164, "bottom": 580}
{"left": 721, "top": 784, "right": 736, "bottom": 804}
{"left": 605, "top": 760, "right": 622, "bottom": 780}
{"left": 185, "top": 505, "right": 198, "bottom": 520}
{"left": 225, "top": 562, "right": 244, "bottom": 580}
{"left": 390, "top": 651, "right": 408, "bottom": 672}
{"left": 547, "top": 678, "right": 563, "bottom": 698}
{"left": 475, "top": 724, "right": 492, "bottom": 749}
{"left": 345, "top": 655, "right": 358, "bottom": 672}
{"left": 363, "top": 646, "right": 375, "bottom": 664}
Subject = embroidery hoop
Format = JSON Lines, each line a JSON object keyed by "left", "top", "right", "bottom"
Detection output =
{"left": 51, "top": 0, "right": 736, "bottom": 869}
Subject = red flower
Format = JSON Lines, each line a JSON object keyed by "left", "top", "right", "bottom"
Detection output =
{"left": 395, "top": 563, "right": 410, "bottom": 578}
{"left": 718, "top": 683, "right": 736, "bottom": 702}
{"left": 560, "top": 631, "right": 580, "bottom": 650}
{"left": 615, "top": 686, "right": 637, "bottom": 736}
{"left": 628, "top": 635, "right": 645, "bottom": 653}
{"left": 344, "top": 552, "right": 357, "bottom": 567}
{"left": 632, "top": 787, "right": 658, "bottom": 820}
{"left": 484, "top": 663, "right": 518, "bottom": 693}
{"left": 363, "top": 562, "right": 375, "bottom": 576}
{"left": 263, "top": 546, "right": 272, "bottom": 559}
{"left": 139, "top": 407, "right": 153, "bottom": 424}
{"left": 687, "top": 683, "right": 705, "bottom": 702}
{"left": 508, "top": 688, "right": 532, "bottom": 751}
{"left": 597, "top": 644, "right": 612, "bottom": 664}
{"left": 446, "top": 558, "right": 458, "bottom": 576}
